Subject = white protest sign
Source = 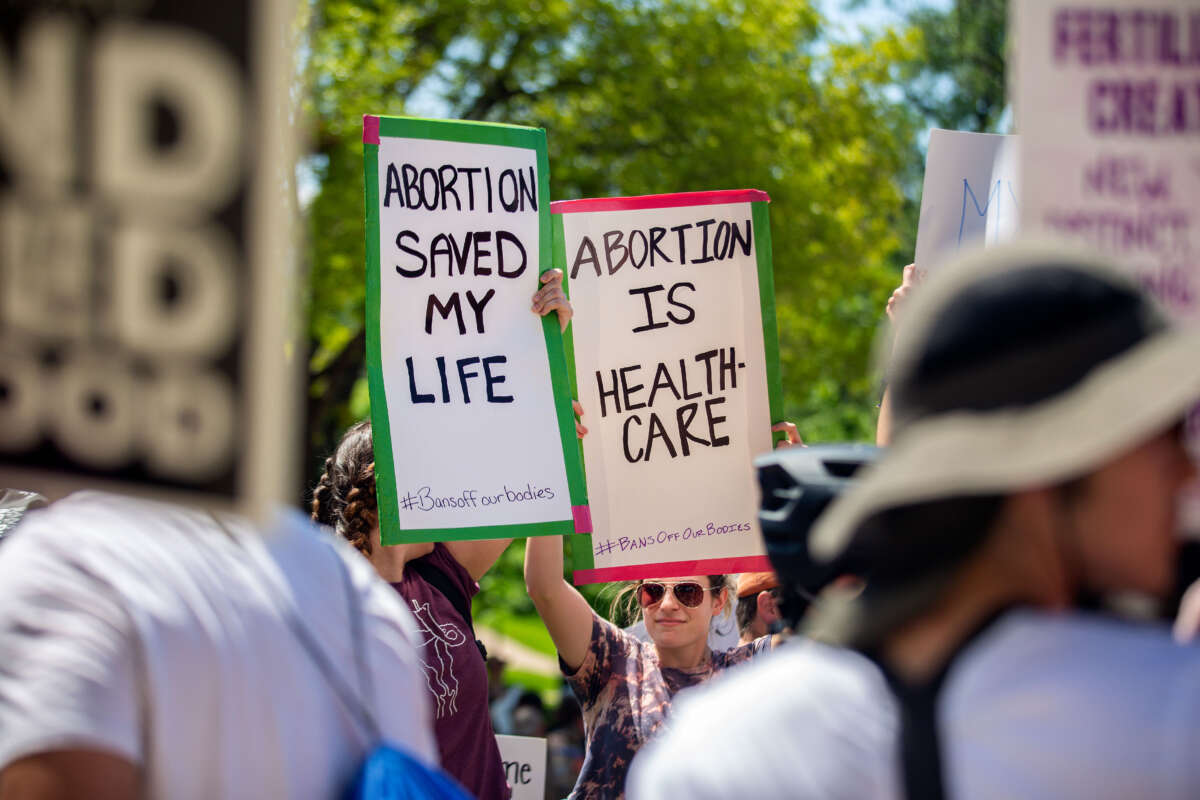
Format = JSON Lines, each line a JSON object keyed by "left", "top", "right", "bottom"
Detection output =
{"left": 0, "top": 0, "right": 297, "bottom": 519}
{"left": 364, "top": 116, "right": 587, "bottom": 544}
{"left": 495, "top": 734, "right": 546, "bottom": 800}
{"left": 914, "top": 129, "right": 1019, "bottom": 275}
{"left": 1014, "top": 0, "right": 1200, "bottom": 322}
{"left": 554, "top": 191, "right": 782, "bottom": 583}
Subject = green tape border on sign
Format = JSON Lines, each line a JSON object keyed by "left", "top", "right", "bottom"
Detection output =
{"left": 363, "top": 114, "right": 587, "bottom": 545}
{"left": 389, "top": 519, "right": 578, "bottom": 542}
{"left": 752, "top": 200, "right": 786, "bottom": 445}
{"left": 363, "top": 132, "right": 403, "bottom": 548}
{"left": 538, "top": 144, "right": 591, "bottom": 532}
{"left": 552, "top": 212, "right": 596, "bottom": 574}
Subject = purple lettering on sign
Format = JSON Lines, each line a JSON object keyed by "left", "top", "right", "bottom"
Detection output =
{"left": 1136, "top": 265, "right": 1196, "bottom": 311}
{"left": 1043, "top": 208, "right": 1190, "bottom": 254}
{"left": 1083, "top": 155, "right": 1172, "bottom": 201}
{"left": 591, "top": 520, "right": 754, "bottom": 557}
{"left": 1054, "top": 9, "right": 1200, "bottom": 68}
{"left": 1088, "top": 78, "right": 1200, "bottom": 136}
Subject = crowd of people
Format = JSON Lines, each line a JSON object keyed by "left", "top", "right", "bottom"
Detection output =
{"left": 3, "top": 243, "right": 1200, "bottom": 800}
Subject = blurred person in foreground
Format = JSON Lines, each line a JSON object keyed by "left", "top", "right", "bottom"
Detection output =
{"left": 629, "top": 242, "right": 1200, "bottom": 799}
{"left": 0, "top": 490, "right": 45, "bottom": 543}
{"left": 0, "top": 492, "right": 436, "bottom": 799}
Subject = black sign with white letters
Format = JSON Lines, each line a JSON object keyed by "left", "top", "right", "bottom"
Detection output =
{"left": 0, "top": 0, "right": 295, "bottom": 514}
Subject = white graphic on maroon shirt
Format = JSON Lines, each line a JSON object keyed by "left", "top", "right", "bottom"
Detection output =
{"left": 410, "top": 599, "right": 469, "bottom": 717}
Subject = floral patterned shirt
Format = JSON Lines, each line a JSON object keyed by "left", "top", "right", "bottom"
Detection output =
{"left": 562, "top": 613, "right": 768, "bottom": 799}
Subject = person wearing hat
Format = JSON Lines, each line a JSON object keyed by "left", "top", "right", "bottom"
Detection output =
{"left": 628, "top": 242, "right": 1200, "bottom": 799}
{"left": 735, "top": 571, "right": 783, "bottom": 645}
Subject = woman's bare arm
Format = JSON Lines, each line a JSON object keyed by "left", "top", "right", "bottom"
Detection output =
{"left": 524, "top": 535, "right": 595, "bottom": 671}
{"left": 0, "top": 750, "right": 138, "bottom": 800}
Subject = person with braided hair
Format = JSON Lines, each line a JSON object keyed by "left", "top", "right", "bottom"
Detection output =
{"left": 312, "top": 269, "right": 575, "bottom": 800}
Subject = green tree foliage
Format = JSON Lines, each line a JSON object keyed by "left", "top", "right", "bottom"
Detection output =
{"left": 896, "top": 0, "right": 1007, "bottom": 133}
{"left": 302, "top": 0, "right": 921, "bottom": 474}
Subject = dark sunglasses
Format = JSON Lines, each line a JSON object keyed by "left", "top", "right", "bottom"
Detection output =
{"left": 636, "top": 581, "right": 719, "bottom": 609}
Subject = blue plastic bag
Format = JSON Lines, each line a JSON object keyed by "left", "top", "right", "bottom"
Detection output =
{"left": 345, "top": 743, "right": 474, "bottom": 800}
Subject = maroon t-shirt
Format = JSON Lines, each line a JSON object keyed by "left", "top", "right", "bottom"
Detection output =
{"left": 393, "top": 544, "right": 510, "bottom": 800}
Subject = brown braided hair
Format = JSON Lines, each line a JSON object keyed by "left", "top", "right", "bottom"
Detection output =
{"left": 311, "top": 420, "right": 378, "bottom": 557}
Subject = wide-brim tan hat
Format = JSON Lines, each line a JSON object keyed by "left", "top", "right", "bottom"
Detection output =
{"left": 807, "top": 241, "right": 1200, "bottom": 642}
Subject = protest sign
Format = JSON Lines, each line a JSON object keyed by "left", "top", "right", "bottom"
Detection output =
{"left": 1014, "top": 0, "right": 1200, "bottom": 322}
{"left": 364, "top": 116, "right": 587, "bottom": 544}
{"left": 0, "top": 0, "right": 297, "bottom": 519}
{"left": 914, "top": 129, "right": 1019, "bottom": 275}
{"left": 554, "top": 191, "right": 782, "bottom": 583}
{"left": 495, "top": 735, "right": 546, "bottom": 800}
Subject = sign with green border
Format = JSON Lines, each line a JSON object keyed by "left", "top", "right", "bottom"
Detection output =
{"left": 363, "top": 115, "right": 588, "bottom": 544}
{"left": 552, "top": 191, "right": 783, "bottom": 583}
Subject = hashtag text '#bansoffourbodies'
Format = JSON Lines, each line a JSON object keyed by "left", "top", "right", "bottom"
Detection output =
{"left": 592, "top": 521, "right": 753, "bottom": 556}
{"left": 399, "top": 484, "right": 556, "bottom": 512}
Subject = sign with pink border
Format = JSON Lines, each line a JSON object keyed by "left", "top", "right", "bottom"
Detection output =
{"left": 553, "top": 190, "right": 783, "bottom": 584}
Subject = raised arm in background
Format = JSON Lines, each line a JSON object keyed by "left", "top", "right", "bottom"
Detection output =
{"left": 877, "top": 264, "right": 920, "bottom": 447}
{"left": 525, "top": 534, "right": 595, "bottom": 672}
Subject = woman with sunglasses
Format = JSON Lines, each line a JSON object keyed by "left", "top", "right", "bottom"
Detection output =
{"left": 525, "top": 533, "right": 779, "bottom": 799}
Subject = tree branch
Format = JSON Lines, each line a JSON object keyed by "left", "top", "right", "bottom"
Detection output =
{"left": 462, "top": 31, "right": 533, "bottom": 120}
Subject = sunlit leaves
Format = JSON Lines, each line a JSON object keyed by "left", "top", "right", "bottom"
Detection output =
{"left": 302, "top": 0, "right": 924, "bottom": 464}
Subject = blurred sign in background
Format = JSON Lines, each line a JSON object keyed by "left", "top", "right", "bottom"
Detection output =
{"left": 0, "top": 0, "right": 297, "bottom": 518}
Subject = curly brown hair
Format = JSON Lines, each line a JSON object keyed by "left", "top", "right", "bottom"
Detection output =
{"left": 311, "top": 420, "right": 378, "bottom": 557}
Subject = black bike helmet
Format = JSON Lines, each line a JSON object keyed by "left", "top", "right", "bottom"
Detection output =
{"left": 755, "top": 444, "right": 879, "bottom": 626}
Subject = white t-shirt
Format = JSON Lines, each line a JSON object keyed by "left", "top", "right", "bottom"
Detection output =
{"left": 0, "top": 491, "right": 436, "bottom": 799}
{"left": 628, "top": 609, "right": 1200, "bottom": 800}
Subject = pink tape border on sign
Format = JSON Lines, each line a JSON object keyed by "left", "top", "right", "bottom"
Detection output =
{"left": 573, "top": 555, "right": 772, "bottom": 585}
{"left": 550, "top": 189, "right": 770, "bottom": 215}
{"left": 572, "top": 505, "right": 593, "bottom": 533}
{"left": 363, "top": 115, "right": 380, "bottom": 145}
